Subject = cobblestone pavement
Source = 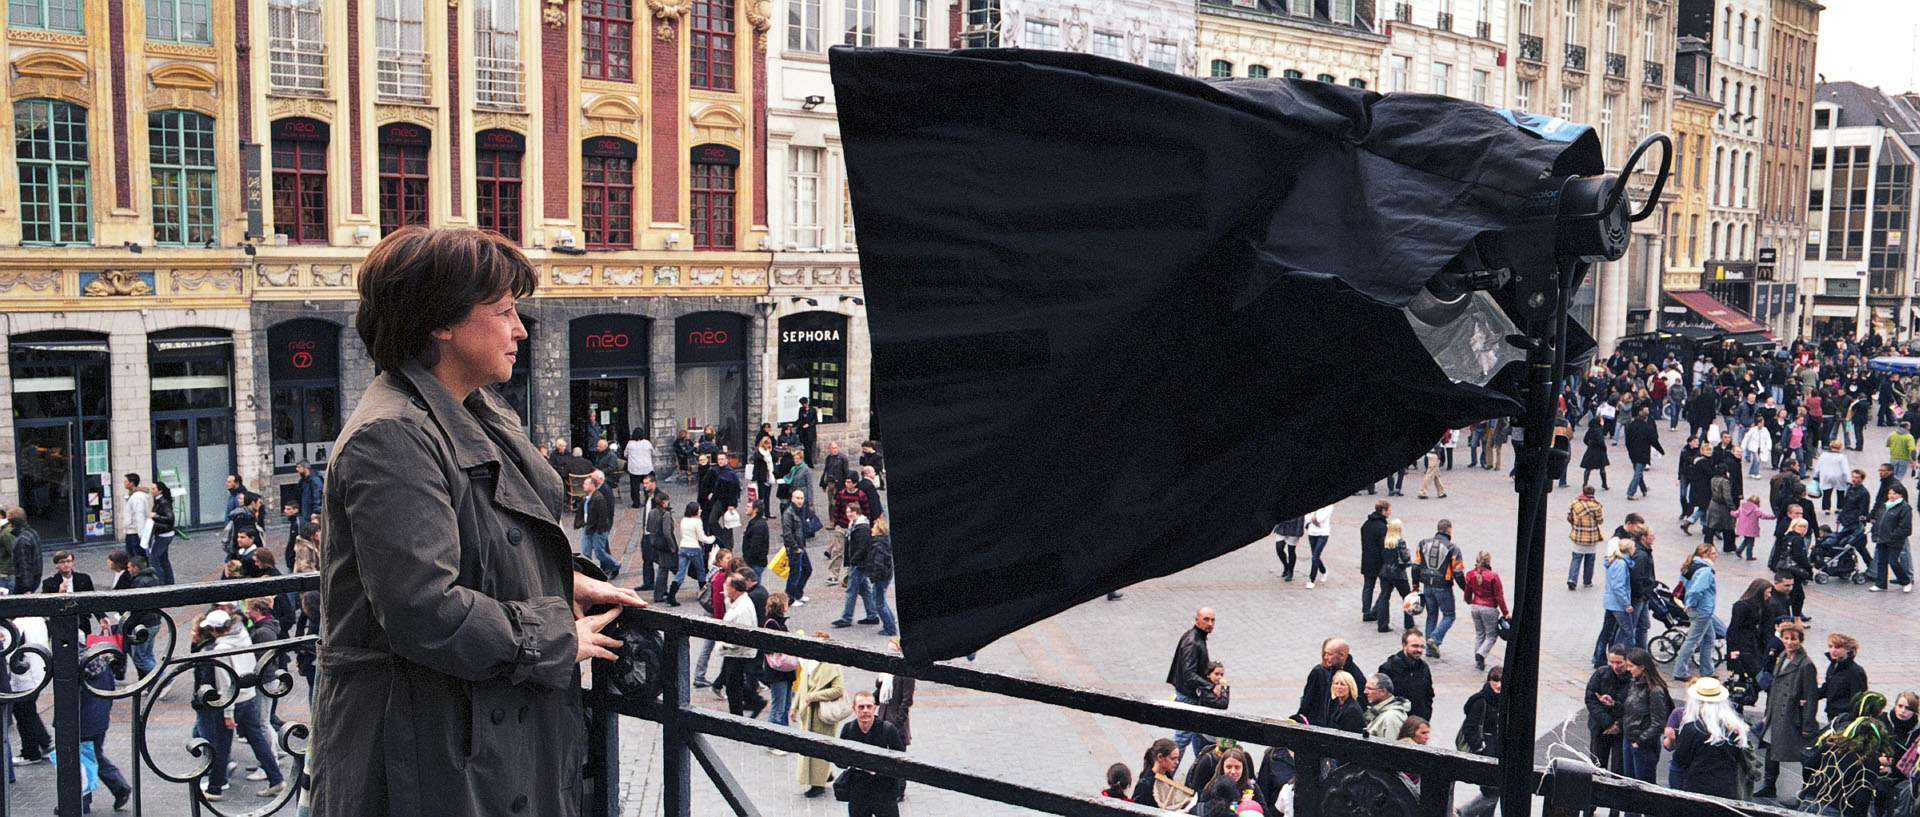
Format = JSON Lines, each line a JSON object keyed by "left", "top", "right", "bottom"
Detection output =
{"left": 10, "top": 423, "right": 1920, "bottom": 815}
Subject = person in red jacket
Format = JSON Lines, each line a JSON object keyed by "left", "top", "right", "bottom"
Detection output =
{"left": 1463, "top": 550, "right": 1509, "bottom": 671}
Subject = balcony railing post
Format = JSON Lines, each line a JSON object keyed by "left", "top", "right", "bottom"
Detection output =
{"left": 583, "top": 663, "right": 621, "bottom": 817}
{"left": 1291, "top": 747, "right": 1324, "bottom": 817}
{"left": 661, "top": 632, "right": 692, "bottom": 817}
{"left": 48, "top": 614, "right": 81, "bottom": 817}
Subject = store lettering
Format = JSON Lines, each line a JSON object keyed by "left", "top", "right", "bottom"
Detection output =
{"left": 686, "top": 328, "right": 730, "bottom": 346}
{"left": 390, "top": 126, "right": 422, "bottom": 140}
{"left": 291, "top": 351, "right": 314, "bottom": 369}
{"left": 585, "top": 331, "right": 631, "bottom": 349}
{"left": 781, "top": 330, "right": 842, "bottom": 343}
{"left": 285, "top": 120, "right": 317, "bottom": 134}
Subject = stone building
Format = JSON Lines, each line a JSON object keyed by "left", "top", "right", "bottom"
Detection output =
{"left": 1802, "top": 83, "right": 1920, "bottom": 339}
{"left": 1194, "top": 0, "right": 1385, "bottom": 87}
{"left": 1378, "top": 0, "right": 1506, "bottom": 105}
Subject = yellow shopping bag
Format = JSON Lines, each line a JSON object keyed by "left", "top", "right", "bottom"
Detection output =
{"left": 769, "top": 547, "right": 791, "bottom": 579}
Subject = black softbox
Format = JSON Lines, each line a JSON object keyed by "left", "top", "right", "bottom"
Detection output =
{"left": 832, "top": 47, "right": 1603, "bottom": 663}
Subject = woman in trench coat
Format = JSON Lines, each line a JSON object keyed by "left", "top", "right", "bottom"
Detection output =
{"left": 311, "top": 227, "right": 643, "bottom": 817}
{"left": 792, "top": 642, "right": 848, "bottom": 795}
{"left": 1758, "top": 620, "right": 1821, "bottom": 800}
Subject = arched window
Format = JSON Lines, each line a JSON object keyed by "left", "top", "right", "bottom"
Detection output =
{"left": 1316, "top": 73, "right": 1336, "bottom": 83}
{"left": 150, "top": 110, "right": 217, "bottom": 246}
{"left": 582, "top": 136, "right": 638, "bottom": 248}
{"left": 1210, "top": 60, "right": 1232, "bottom": 77}
{"left": 1247, "top": 65, "right": 1269, "bottom": 78}
{"left": 1283, "top": 69, "right": 1304, "bottom": 79}
{"left": 271, "top": 117, "right": 329, "bottom": 243}
{"left": 14, "top": 99, "right": 91, "bottom": 245}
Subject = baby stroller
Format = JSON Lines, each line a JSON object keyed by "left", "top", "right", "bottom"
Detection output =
{"left": 1647, "top": 582, "right": 1727, "bottom": 668}
{"left": 1811, "top": 524, "right": 1872, "bottom": 585}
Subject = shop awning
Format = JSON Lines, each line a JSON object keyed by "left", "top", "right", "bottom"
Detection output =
{"left": 1811, "top": 303, "right": 1858, "bottom": 318}
{"left": 1665, "top": 290, "right": 1773, "bottom": 338}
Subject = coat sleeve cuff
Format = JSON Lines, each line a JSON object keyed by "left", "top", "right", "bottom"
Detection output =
{"left": 502, "top": 596, "right": 579, "bottom": 689}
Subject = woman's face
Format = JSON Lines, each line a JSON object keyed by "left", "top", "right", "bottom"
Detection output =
{"left": 1207, "top": 666, "right": 1224, "bottom": 686}
{"left": 1827, "top": 641, "right": 1849, "bottom": 662}
{"left": 1780, "top": 630, "right": 1803, "bottom": 654}
{"left": 1221, "top": 757, "right": 1244, "bottom": 782}
{"left": 432, "top": 293, "right": 527, "bottom": 392}
{"left": 1627, "top": 661, "right": 1645, "bottom": 679}
{"left": 1897, "top": 698, "right": 1916, "bottom": 720}
{"left": 1158, "top": 751, "right": 1180, "bottom": 773}
{"left": 1413, "top": 724, "right": 1431, "bottom": 745}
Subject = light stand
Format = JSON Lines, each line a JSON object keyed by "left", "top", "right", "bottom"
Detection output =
{"left": 1499, "top": 135, "right": 1672, "bottom": 817}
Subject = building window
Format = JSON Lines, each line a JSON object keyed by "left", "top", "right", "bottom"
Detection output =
{"left": 1282, "top": 69, "right": 1304, "bottom": 79}
{"left": 581, "top": 137, "right": 636, "bottom": 248}
{"left": 376, "top": 127, "right": 429, "bottom": 236}
{"left": 691, "top": 162, "right": 736, "bottom": 250}
{"left": 268, "top": 320, "right": 342, "bottom": 479}
{"left": 1558, "top": 86, "right": 1576, "bottom": 119}
{"left": 375, "top": 0, "right": 430, "bottom": 102}
{"left": 1599, "top": 93, "right": 1616, "bottom": 151}
{"left": 1091, "top": 31, "right": 1122, "bottom": 58}
{"left": 841, "top": 174, "right": 855, "bottom": 247}
{"left": 1146, "top": 41, "right": 1175, "bottom": 72}
{"left": 1517, "top": 0, "right": 1532, "bottom": 34}
{"left": 582, "top": 1, "right": 635, "bottom": 80}
{"left": 475, "top": 0, "right": 525, "bottom": 109}
{"left": 1330, "top": 0, "right": 1353, "bottom": 25}
{"left": 692, "top": 0, "right": 736, "bottom": 90}
{"left": 268, "top": 0, "right": 326, "bottom": 93}
{"left": 14, "top": 99, "right": 90, "bottom": 246}
{"left": 1430, "top": 61, "right": 1452, "bottom": 96}
{"left": 149, "top": 110, "right": 217, "bottom": 247}
{"left": 843, "top": 0, "right": 875, "bottom": 46}
{"left": 1021, "top": 19, "right": 1058, "bottom": 49}
{"left": 896, "top": 0, "right": 924, "bottom": 47}
{"left": 8, "top": 0, "right": 81, "bottom": 31}
{"left": 148, "top": 0, "right": 212, "bottom": 43}
{"left": 1563, "top": 0, "right": 1580, "bottom": 46}
{"left": 1734, "top": 12, "right": 1745, "bottom": 65}
{"left": 1316, "top": 73, "right": 1335, "bottom": 83}
{"left": 1688, "top": 214, "right": 1699, "bottom": 264}
{"left": 475, "top": 130, "right": 523, "bottom": 242}
{"left": 1603, "top": 4, "right": 1619, "bottom": 54}
{"left": 788, "top": 0, "right": 820, "bottom": 50}
{"left": 1210, "top": 59, "right": 1233, "bottom": 78}
{"left": 271, "top": 119, "right": 328, "bottom": 244}
{"left": 1388, "top": 55, "right": 1409, "bottom": 92}
{"left": 1349, "top": 78, "right": 1368, "bottom": 89}
{"left": 959, "top": 0, "right": 997, "bottom": 48}
{"left": 1813, "top": 109, "right": 1830, "bottom": 129}
{"left": 1471, "top": 69, "right": 1489, "bottom": 103}
{"left": 787, "top": 147, "right": 821, "bottom": 249}
{"left": 1749, "top": 18, "right": 1761, "bottom": 68}
{"left": 1516, "top": 78, "right": 1534, "bottom": 112}
{"left": 1642, "top": 16, "right": 1657, "bottom": 66}
{"left": 1288, "top": 0, "right": 1310, "bottom": 15}
{"left": 1246, "top": 65, "right": 1269, "bottom": 78}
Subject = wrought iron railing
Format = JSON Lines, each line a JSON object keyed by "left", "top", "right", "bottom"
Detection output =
{"left": 376, "top": 46, "right": 432, "bottom": 103}
{"left": 1435, "top": 11, "right": 1453, "bottom": 30}
{"left": 1605, "top": 51, "right": 1627, "bottom": 77}
{"left": 0, "top": 574, "right": 317, "bottom": 817}
{"left": 1565, "top": 43, "right": 1587, "bottom": 71}
{"left": 476, "top": 56, "right": 526, "bottom": 110}
{"left": 1395, "top": 2, "right": 1413, "bottom": 21}
{"left": 603, "top": 607, "right": 1804, "bottom": 817}
{"left": 1644, "top": 59, "right": 1664, "bottom": 85}
{"left": 1476, "top": 19, "right": 1491, "bottom": 38}
{"left": 1518, "top": 33, "right": 1543, "bottom": 62}
{"left": 267, "top": 37, "right": 326, "bottom": 94}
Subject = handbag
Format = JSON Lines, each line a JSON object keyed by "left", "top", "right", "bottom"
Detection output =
{"left": 721, "top": 508, "right": 742, "bottom": 530}
{"left": 766, "top": 650, "right": 800, "bottom": 672}
{"left": 816, "top": 692, "right": 854, "bottom": 725}
{"left": 804, "top": 514, "right": 824, "bottom": 538}
{"left": 1899, "top": 735, "right": 1920, "bottom": 778}
{"left": 832, "top": 769, "right": 855, "bottom": 802}
{"left": 769, "top": 547, "right": 791, "bottom": 579}
{"left": 1494, "top": 616, "right": 1512, "bottom": 642}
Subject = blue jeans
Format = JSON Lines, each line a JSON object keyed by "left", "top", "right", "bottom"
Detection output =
{"left": 194, "top": 708, "right": 234, "bottom": 794}
{"left": 1676, "top": 614, "right": 1716, "bottom": 679}
{"left": 1626, "top": 461, "right": 1649, "bottom": 497}
{"left": 1894, "top": 461, "right": 1910, "bottom": 481}
{"left": 1172, "top": 691, "right": 1210, "bottom": 759}
{"left": 1593, "top": 608, "right": 1638, "bottom": 665}
{"left": 1568, "top": 551, "right": 1596, "bottom": 586}
{"left": 784, "top": 546, "right": 813, "bottom": 600}
{"left": 1633, "top": 602, "right": 1652, "bottom": 648}
{"left": 582, "top": 530, "right": 620, "bottom": 576}
{"left": 767, "top": 678, "right": 793, "bottom": 726}
{"left": 837, "top": 566, "right": 873, "bottom": 623}
{"left": 1306, "top": 535, "right": 1329, "bottom": 582}
{"left": 149, "top": 532, "right": 176, "bottom": 584}
{"left": 865, "top": 575, "right": 899, "bottom": 636}
{"left": 673, "top": 547, "right": 707, "bottom": 587}
{"left": 1875, "top": 543, "right": 1914, "bottom": 589}
{"left": 1422, "top": 588, "right": 1456, "bottom": 646}
{"left": 130, "top": 638, "right": 156, "bottom": 677}
{"left": 234, "top": 696, "right": 283, "bottom": 786}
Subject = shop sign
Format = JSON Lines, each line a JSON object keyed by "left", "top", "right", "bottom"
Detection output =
{"left": 379, "top": 122, "right": 431, "bottom": 148}
{"left": 778, "top": 311, "right": 849, "bottom": 362}
{"left": 676, "top": 312, "right": 746, "bottom": 366}
{"left": 570, "top": 314, "right": 650, "bottom": 376}
{"left": 272, "top": 117, "right": 329, "bottom": 142}
{"left": 268, "top": 319, "right": 340, "bottom": 382}
{"left": 242, "top": 141, "right": 263, "bottom": 240}
{"left": 583, "top": 136, "right": 638, "bottom": 159}
{"left": 691, "top": 143, "right": 740, "bottom": 166}
{"left": 478, "top": 129, "right": 526, "bottom": 153}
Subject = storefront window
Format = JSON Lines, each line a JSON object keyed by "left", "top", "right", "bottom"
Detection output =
{"left": 271, "top": 117, "right": 330, "bottom": 244}
{"left": 10, "top": 331, "right": 111, "bottom": 545}
{"left": 267, "top": 319, "right": 340, "bottom": 476}
{"left": 777, "top": 311, "right": 847, "bottom": 424}
{"left": 675, "top": 312, "right": 747, "bottom": 453}
{"left": 569, "top": 314, "right": 650, "bottom": 451}
{"left": 377, "top": 122, "right": 430, "bottom": 236}
{"left": 149, "top": 328, "right": 235, "bottom": 530}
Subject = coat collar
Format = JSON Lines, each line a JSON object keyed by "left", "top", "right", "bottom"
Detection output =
{"left": 390, "top": 360, "right": 566, "bottom": 526}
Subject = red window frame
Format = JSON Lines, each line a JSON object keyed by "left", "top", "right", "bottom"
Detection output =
{"left": 476, "top": 146, "right": 523, "bottom": 242}
{"left": 583, "top": 153, "right": 635, "bottom": 248}
{"left": 582, "top": 0, "right": 634, "bottom": 81}
{"left": 271, "top": 139, "right": 328, "bottom": 244}
{"left": 690, "top": 162, "right": 734, "bottom": 250}
{"left": 377, "top": 143, "right": 429, "bottom": 236}
{"left": 689, "top": 0, "right": 734, "bottom": 90}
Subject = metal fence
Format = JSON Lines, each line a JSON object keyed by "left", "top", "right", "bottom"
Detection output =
{"left": 4, "top": 581, "right": 1807, "bottom": 817}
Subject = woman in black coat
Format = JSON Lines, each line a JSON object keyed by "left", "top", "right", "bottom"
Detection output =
{"left": 1581, "top": 418, "right": 1611, "bottom": 490}
{"left": 1724, "top": 578, "right": 1773, "bottom": 680}
{"left": 1671, "top": 679, "right": 1751, "bottom": 800}
{"left": 1819, "top": 634, "right": 1870, "bottom": 724}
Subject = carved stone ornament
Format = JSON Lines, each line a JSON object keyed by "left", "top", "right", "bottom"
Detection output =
{"left": 688, "top": 266, "right": 726, "bottom": 286}
{"left": 257, "top": 265, "right": 301, "bottom": 287}
{"left": 81, "top": 270, "right": 154, "bottom": 297}
{"left": 0, "top": 270, "right": 61, "bottom": 293}
{"left": 745, "top": 0, "right": 772, "bottom": 32}
{"left": 811, "top": 266, "right": 845, "bottom": 286}
{"left": 311, "top": 264, "right": 353, "bottom": 287}
{"left": 6, "top": 28, "right": 87, "bottom": 46}
{"left": 647, "top": 0, "right": 692, "bottom": 20}
{"left": 544, "top": 0, "right": 567, "bottom": 28}
{"left": 552, "top": 265, "right": 594, "bottom": 286}
{"left": 604, "top": 266, "right": 641, "bottom": 286}
{"left": 652, "top": 266, "right": 680, "bottom": 286}
{"left": 172, "top": 268, "right": 244, "bottom": 292}
{"left": 731, "top": 267, "right": 767, "bottom": 287}
{"left": 772, "top": 265, "right": 807, "bottom": 286}
{"left": 656, "top": 21, "right": 676, "bottom": 41}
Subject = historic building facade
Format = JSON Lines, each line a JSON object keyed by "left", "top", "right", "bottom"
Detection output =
{"left": 1801, "top": 83, "right": 1920, "bottom": 339}
{"left": 1378, "top": 0, "right": 1506, "bottom": 105}
{"left": 1757, "top": 0, "right": 1818, "bottom": 337}
{"left": 1194, "top": 0, "right": 1385, "bottom": 87}
{"left": 1661, "top": 36, "right": 1718, "bottom": 294}
{"left": 0, "top": 0, "right": 798, "bottom": 544}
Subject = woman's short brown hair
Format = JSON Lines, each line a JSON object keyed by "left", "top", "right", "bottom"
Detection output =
{"left": 355, "top": 226, "right": 537, "bottom": 372}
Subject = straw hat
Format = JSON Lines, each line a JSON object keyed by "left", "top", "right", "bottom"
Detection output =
{"left": 1689, "top": 677, "right": 1728, "bottom": 704}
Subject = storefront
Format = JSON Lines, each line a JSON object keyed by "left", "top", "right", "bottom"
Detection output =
{"left": 149, "top": 328, "right": 237, "bottom": 531}
{"left": 9, "top": 331, "right": 113, "bottom": 545}
{"left": 676, "top": 312, "right": 748, "bottom": 452}
{"left": 569, "top": 314, "right": 650, "bottom": 452}
{"left": 776, "top": 311, "right": 848, "bottom": 426}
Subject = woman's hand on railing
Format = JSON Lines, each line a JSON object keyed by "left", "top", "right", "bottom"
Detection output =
{"left": 573, "top": 572, "right": 646, "bottom": 619}
{"left": 576, "top": 607, "right": 625, "bottom": 663}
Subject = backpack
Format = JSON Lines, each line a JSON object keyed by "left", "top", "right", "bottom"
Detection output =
{"left": 1418, "top": 537, "right": 1450, "bottom": 587}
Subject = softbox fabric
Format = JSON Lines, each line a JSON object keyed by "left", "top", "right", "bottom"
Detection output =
{"left": 831, "top": 47, "right": 1604, "bottom": 663}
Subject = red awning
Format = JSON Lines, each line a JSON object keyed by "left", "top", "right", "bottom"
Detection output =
{"left": 1665, "top": 290, "right": 1774, "bottom": 338}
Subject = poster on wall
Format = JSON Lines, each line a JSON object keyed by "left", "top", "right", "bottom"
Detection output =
{"left": 776, "top": 378, "right": 810, "bottom": 421}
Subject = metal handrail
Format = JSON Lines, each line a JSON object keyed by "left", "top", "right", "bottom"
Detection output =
{"left": 376, "top": 46, "right": 432, "bottom": 102}
{"left": 267, "top": 37, "right": 326, "bottom": 93}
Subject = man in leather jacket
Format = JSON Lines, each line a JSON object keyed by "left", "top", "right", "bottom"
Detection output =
{"left": 1165, "top": 607, "right": 1218, "bottom": 759}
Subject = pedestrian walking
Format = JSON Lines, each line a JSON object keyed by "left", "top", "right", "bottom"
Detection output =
{"left": 625, "top": 431, "right": 657, "bottom": 507}
{"left": 1819, "top": 633, "right": 1870, "bottom": 725}
{"left": 1462, "top": 551, "right": 1507, "bottom": 671}
{"left": 1869, "top": 481, "right": 1915, "bottom": 592}
{"left": 1416, "top": 441, "right": 1446, "bottom": 499}
{"left": 1272, "top": 514, "right": 1303, "bottom": 582}
{"left": 836, "top": 691, "right": 907, "bottom": 817}
{"left": 669, "top": 501, "right": 715, "bottom": 606}
{"left": 1670, "top": 678, "right": 1751, "bottom": 800}
{"left": 1166, "top": 607, "right": 1219, "bottom": 758}
{"left": 1619, "top": 648, "right": 1674, "bottom": 794}
{"left": 793, "top": 641, "right": 847, "bottom": 798}
{"left": 1755, "top": 621, "right": 1819, "bottom": 801}
{"left": 1705, "top": 466, "right": 1736, "bottom": 553}
{"left": 1373, "top": 519, "right": 1418, "bottom": 633}
{"left": 1623, "top": 408, "right": 1664, "bottom": 499}
{"left": 1567, "top": 486, "right": 1605, "bottom": 589}
{"left": 781, "top": 491, "right": 815, "bottom": 605}
{"left": 1376, "top": 631, "right": 1434, "bottom": 720}
{"left": 1359, "top": 500, "right": 1389, "bottom": 623}
{"left": 1732, "top": 493, "right": 1772, "bottom": 561}
{"left": 1581, "top": 417, "right": 1611, "bottom": 490}
{"left": 1456, "top": 666, "right": 1504, "bottom": 817}
{"left": 1672, "top": 544, "right": 1719, "bottom": 683}
{"left": 1594, "top": 536, "right": 1636, "bottom": 668}
{"left": 762, "top": 593, "right": 797, "bottom": 738}
{"left": 1362, "top": 674, "right": 1412, "bottom": 740}
{"left": 1303, "top": 504, "right": 1333, "bottom": 587}
{"left": 1412, "top": 520, "right": 1465, "bottom": 658}
{"left": 1297, "top": 637, "right": 1365, "bottom": 728}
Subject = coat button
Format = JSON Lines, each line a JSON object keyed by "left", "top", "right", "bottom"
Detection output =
{"left": 507, "top": 528, "right": 523, "bottom": 545}
{"left": 511, "top": 795, "right": 528, "bottom": 813}
{"left": 491, "top": 708, "right": 506, "bottom": 725}
{"left": 518, "top": 705, "right": 529, "bottom": 723}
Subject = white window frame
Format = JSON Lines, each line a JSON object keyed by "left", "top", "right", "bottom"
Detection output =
{"left": 1146, "top": 40, "right": 1176, "bottom": 71}
{"left": 1091, "top": 30, "right": 1122, "bottom": 58}
{"left": 1022, "top": 19, "right": 1059, "bottom": 50}
{"left": 789, "top": 0, "right": 822, "bottom": 50}
{"left": 1389, "top": 55, "right": 1410, "bottom": 92}
{"left": 1604, "top": 5, "right": 1619, "bottom": 53}
{"left": 1430, "top": 61, "right": 1452, "bottom": 97}
{"left": 1517, "top": 0, "right": 1533, "bottom": 35}
{"left": 896, "top": 0, "right": 925, "bottom": 47}
{"left": 787, "top": 147, "right": 822, "bottom": 250}
{"left": 1563, "top": 0, "right": 1579, "bottom": 46}
{"left": 1558, "top": 86, "right": 1576, "bottom": 119}
{"left": 1516, "top": 78, "right": 1534, "bottom": 113}
{"left": 375, "top": 0, "right": 429, "bottom": 103}
{"left": 474, "top": 0, "right": 523, "bottom": 110}
{"left": 1471, "top": 69, "right": 1489, "bottom": 103}
{"left": 844, "top": 0, "right": 876, "bottom": 47}
{"left": 268, "top": 0, "right": 326, "bottom": 94}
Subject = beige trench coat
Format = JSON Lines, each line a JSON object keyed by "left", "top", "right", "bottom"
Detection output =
{"left": 792, "top": 658, "right": 847, "bottom": 786}
{"left": 311, "top": 361, "right": 589, "bottom": 817}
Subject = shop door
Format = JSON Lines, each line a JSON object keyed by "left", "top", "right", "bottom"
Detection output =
{"left": 15, "top": 422, "right": 82, "bottom": 545}
{"left": 152, "top": 414, "right": 234, "bottom": 529}
{"left": 11, "top": 333, "right": 113, "bottom": 545}
{"left": 570, "top": 379, "right": 630, "bottom": 453}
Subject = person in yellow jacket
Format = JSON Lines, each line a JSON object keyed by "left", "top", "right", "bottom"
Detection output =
{"left": 1888, "top": 422, "right": 1916, "bottom": 480}
{"left": 791, "top": 637, "right": 847, "bottom": 798}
